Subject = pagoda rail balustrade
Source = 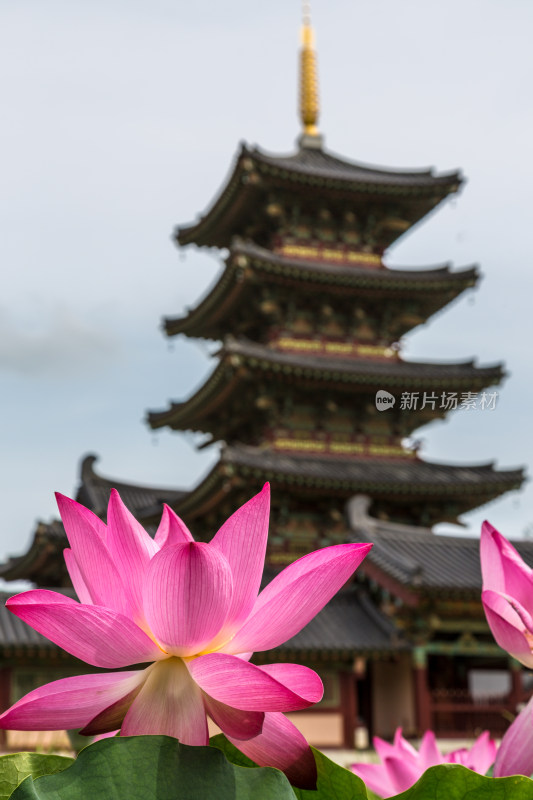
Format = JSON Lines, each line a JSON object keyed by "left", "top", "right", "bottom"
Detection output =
{"left": 267, "top": 429, "right": 416, "bottom": 459}
{"left": 268, "top": 334, "right": 399, "bottom": 360}
{"left": 429, "top": 687, "right": 528, "bottom": 738}
{"left": 272, "top": 237, "right": 385, "bottom": 268}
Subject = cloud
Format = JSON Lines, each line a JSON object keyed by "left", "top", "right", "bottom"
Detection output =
{"left": 0, "top": 303, "right": 120, "bottom": 377}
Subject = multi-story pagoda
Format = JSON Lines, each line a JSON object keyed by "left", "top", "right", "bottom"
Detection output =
{"left": 0, "top": 9, "right": 526, "bottom": 753}
{"left": 147, "top": 14, "right": 521, "bottom": 565}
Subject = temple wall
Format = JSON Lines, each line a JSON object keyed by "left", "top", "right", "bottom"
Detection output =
{"left": 372, "top": 655, "right": 415, "bottom": 738}
{"left": 286, "top": 711, "right": 344, "bottom": 747}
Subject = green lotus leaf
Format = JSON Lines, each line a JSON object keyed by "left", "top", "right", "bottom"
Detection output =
{"left": 0, "top": 752, "right": 72, "bottom": 800}
{"left": 391, "top": 763, "right": 533, "bottom": 800}
{"left": 8, "top": 735, "right": 294, "bottom": 800}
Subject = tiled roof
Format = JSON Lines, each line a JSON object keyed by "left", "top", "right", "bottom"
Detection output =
{"left": 366, "top": 529, "right": 533, "bottom": 593}
{"left": 0, "top": 519, "right": 69, "bottom": 585}
{"left": 165, "top": 242, "right": 479, "bottom": 340}
{"left": 147, "top": 338, "right": 503, "bottom": 432}
{"left": 0, "top": 456, "right": 189, "bottom": 585}
{"left": 249, "top": 144, "right": 461, "bottom": 190}
{"left": 269, "top": 589, "right": 405, "bottom": 657}
{"left": 235, "top": 241, "right": 478, "bottom": 285}
{"left": 76, "top": 455, "right": 187, "bottom": 519}
{"left": 222, "top": 445, "right": 524, "bottom": 492}
{"left": 174, "top": 445, "right": 524, "bottom": 523}
{"left": 347, "top": 496, "right": 533, "bottom": 593}
{"left": 226, "top": 339, "right": 502, "bottom": 383}
{"left": 177, "top": 143, "right": 461, "bottom": 248}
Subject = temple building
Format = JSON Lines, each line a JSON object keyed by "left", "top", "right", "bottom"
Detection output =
{"left": 0, "top": 10, "right": 527, "bottom": 751}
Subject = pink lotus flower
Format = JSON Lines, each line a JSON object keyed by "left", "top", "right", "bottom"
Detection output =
{"left": 0, "top": 484, "right": 371, "bottom": 788}
{"left": 351, "top": 728, "right": 496, "bottom": 797}
{"left": 481, "top": 521, "right": 533, "bottom": 669}
{"left": 480, "top": 521, "right": 533, "bottom": 778}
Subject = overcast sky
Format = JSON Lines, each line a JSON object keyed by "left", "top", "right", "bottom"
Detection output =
{"left": 1, "top": 0, "right": 533, "bottom": 567}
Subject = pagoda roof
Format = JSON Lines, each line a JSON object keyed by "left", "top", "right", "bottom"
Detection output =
{"left": 249, "top": 145, "right": 461, "bottom": 189}
{"left": 174, "top": 444, "right": 525, "bottom": 522}
{"left": 0, "top": 455, "right": 188, "bottom": 587}
{"left": 0, "top": 519, "right": 70, "bottom": 587}
{"left": 147, "top": 338, "right": 503, "bottom": 433}
{"left": 347, "top": 496, "right": 533, "bottom": 599}
{"left": 177, "top": 143, "right": 462, "bottom": 249}
{"left": 165, "top": 241, "right": 479, "bottom": 340}
{"left": 76, "top": 454, "right": 187, "bottom": 522}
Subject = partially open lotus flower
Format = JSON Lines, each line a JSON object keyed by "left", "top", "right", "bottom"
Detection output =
{"left": 0, "top": 484, "right": 371, "bottom": 788}
{"left": 480, "top": 521, "right": 533, "bottom": 669}
{"left": 480, "top": 521, "right": 533, "bottom": 778}
{"left": 351, "top": 728, "right": 496, "bottom": 798}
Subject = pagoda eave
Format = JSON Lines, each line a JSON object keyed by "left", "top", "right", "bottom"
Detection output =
{"left": 177, "top": 144, "right": 462, "bottom": 249}
{"left": 0, "top": 456, "right": 192, "bottom": 587}
{"left": 247, "top": 144, "right": 462, "bottom": 192}
{"left": 232, "top": 240, "right": 479, "bottom": 288}
{"left": 225, "top": 340, "right": 504, "bottom": 385}
{"left": 174, "top": 445, "right": 524, "bottom": 524}
{"left": 164, "top": 242, "right": 479, "bottom": 340}
{"left": 350, "top": 511, "right": 533, "bottom": 599}
{"left": 147, "top": 339, "right": 504, "bottom": 432}
{"left": 0, "top": 520, "right": 69, "bottom": 587}
{"left": 76, "top": 454, "right": 187, "bottom": 523}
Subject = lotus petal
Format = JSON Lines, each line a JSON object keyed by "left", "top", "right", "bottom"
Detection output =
{"left": 63, "top": 549, "right": 93, "bottom": 605}
{"left": 350, "top": 760, "right": 397, "bottom": 799}
{"left": 373, "top": 730, "right": 417, "bottom": 763}
{"left": 56, "top": 494, "right": 131, "bottom": 615}
{"left": 494, "top": 695, "right": 533, "bottom": 777}
{"left": 482, "top": 590, "right": 533, "bottom": 668}
{"left": 55, "top": 492, "right": 107, "bottom": 541}
{"left": 227, "top": 711, "right": 317, "bottom": 790}
{"left": 418, "top": 730, "right": 443, "bottom": 768}
{"left": 352, "top": 727, "right": 496, "bottom": 796}
{"left": 464, "top": 730, "right": 498, "bottom": 774}
{"left": 80, "top": 683, "right": 145, "bottom": 735}
{"left": 7, "top": 590, "right": 164, "bottom": 668}
{"left": 144, "top": 543, "right": 233, "bottom": 656}
{"left": 154, "top": 505, "right": 194, "bottom": 548}
{"left": 380, "top": 756, "right": 424, "bottom": 795}
{"left": 121, "top": 658, "right": 208, "bottom": 745}
{"left": 226, "top": 542, "right": 372, "bottom": 654}
{"left": 203, "top": 695, "right": 264, "bottom": 740}
{"left": 393, "top": 727, "right": 420, "bottom": 759}
{"left": 188, "top": 654, "right": 321, "bottom": 711}
{"left": 209, "top": 484, "right": 270, "bottom": 646}
{"left": 105, "top": 490, "right": 159, "bottom": 622}
{"left": 258, "top": 663, "right": 323, "bottom": 704}
{"left": 0, "top": 672, "right": 142, "bottom": 731}
{"left": 481, "top": 522, "right": 533, "bottom": 608}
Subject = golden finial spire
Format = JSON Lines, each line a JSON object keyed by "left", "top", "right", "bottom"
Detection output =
{"left": 299, "top": 1, "right": 321, "bottom": 144}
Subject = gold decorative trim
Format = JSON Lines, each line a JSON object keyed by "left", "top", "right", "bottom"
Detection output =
{"left": 276, "top": 337, "right": 397, "bottom": 359}
{"left": 272, "top": 438, "right": 415, "bottom": 459}
{"left": 278, "top": 243, "right": 382, "bottom": 267}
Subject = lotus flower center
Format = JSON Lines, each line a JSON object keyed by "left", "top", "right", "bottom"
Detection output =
{"left": 145, "top": 656, "right": 193, "bottom": 692}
